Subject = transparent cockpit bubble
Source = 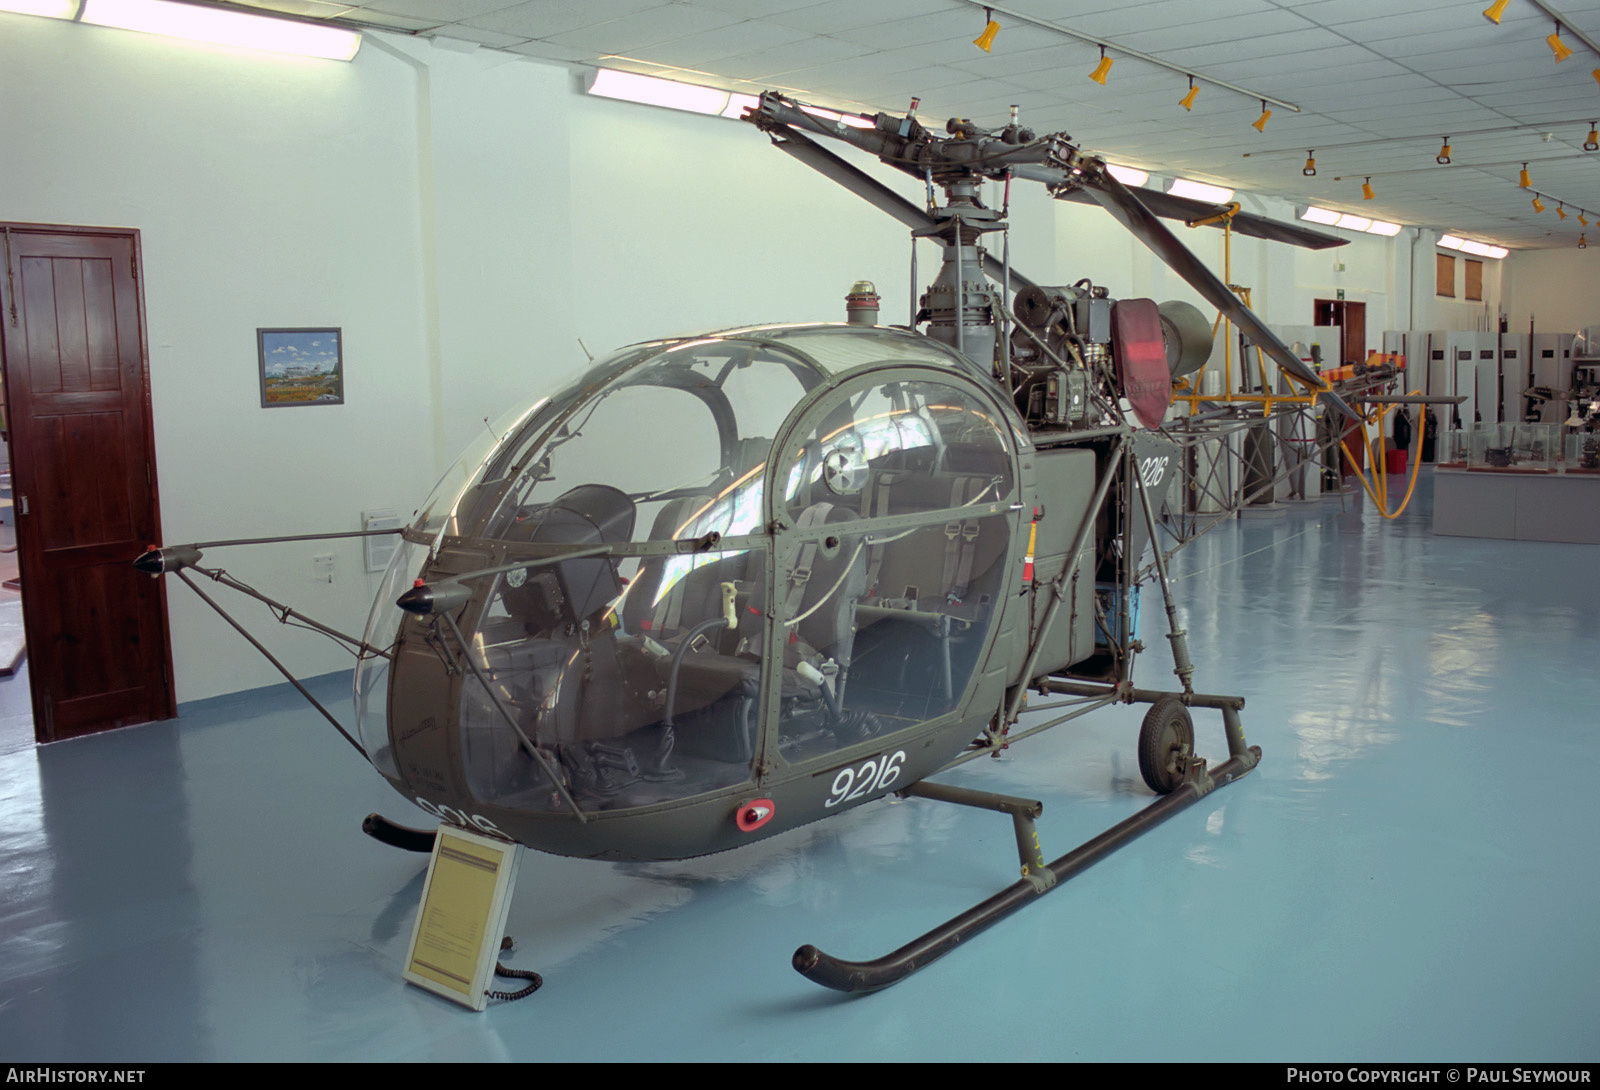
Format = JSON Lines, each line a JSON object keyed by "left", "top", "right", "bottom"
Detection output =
{"left": 473, "top": 340, "right": 820, "bottom": 545}
{"left": 461, "top": 546, "right": 767, "bottom": 813}
{"left": 783, "top": 377, "right": 1014, "bottom": 519}
{"left": 412, "top": 396, "right": 551, "bottom": 547}
{"left": 354, "top": 535, "right": 427, "bottom": 776}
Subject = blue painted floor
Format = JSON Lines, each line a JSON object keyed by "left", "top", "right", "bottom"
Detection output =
{"left": 1, "top": 470, "right": 1595, "bottom": 1062}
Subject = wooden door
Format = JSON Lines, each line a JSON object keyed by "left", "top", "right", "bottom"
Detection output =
{"left": 1312, "top": 300, "right": 1367, "bottom": 365}
{"left": 0, "top": 224, "right": 174, "bottom": 741}
{"left": 1342, "top": 302, "right": 1366, "bottom": 366}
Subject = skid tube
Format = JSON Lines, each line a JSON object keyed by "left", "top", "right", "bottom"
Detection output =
{"left": 792, "top": 686, "right": 1261, "bottom": 994}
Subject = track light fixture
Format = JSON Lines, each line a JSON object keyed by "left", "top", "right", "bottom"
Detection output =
{"left": 1533, "top": 195, "right": 1546, "bottom": 212}
{"left": 1581, "top": 234, "right": 1589, "bottom": 249}
{"left": 1252, "top": 99, "right": 1271, "bottom": 132}
{"left": 1520, "top": 163, "right": 1531, "bottom": 188}
{"left": 1303, "top": 151, "right": 1316, "bottom": 176}
{"left": 1089, "top": 45, "right": 1113, "bottom": 85}
{"left": 1594, "top": 68, "right": 1600, "bottom": 89}
{"left": 948, "top": 0, "right": 1302, "bottom": 121}
{"left": 1179, "top": 76, "right": 1199, "bottom": 111}
{"left": 973, "top": 8, "right": 999, "bottom": 52}
{"left": 1587, "top": 124, "right": 1598, "bottom": 152}
{"left": 1549, "top": 23, "right": 1575, "bottom": 62}
{"left": 1582, "top": 212, "right": 1590, "bottom": 226}
{"left": 1559, "top": 203, "right": 1568, "bottom": 219}
{"left": 1437, "top": 138, "right": 1452, "bottom": 164}
{"left": 1362, "top": 177, "right": 1375, "bottom": 200}
{"left": 1483, "top": 0, "right": 1509, "bottom": 23}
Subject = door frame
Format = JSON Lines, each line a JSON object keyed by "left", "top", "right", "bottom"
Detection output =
{"left": 1312, "top": 298, "right": 1368, "bottom": 366}
{"left": 0, "top": 220, "right": 177, "bottom": 742}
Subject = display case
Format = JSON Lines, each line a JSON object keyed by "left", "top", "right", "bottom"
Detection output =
{"left": 1567, "top": 432, "right": 1600, "bottom": 473}
{"left": 1464, "top": 422, "right": 1557, "bottom": 471}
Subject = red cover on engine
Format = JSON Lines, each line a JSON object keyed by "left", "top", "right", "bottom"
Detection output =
{"left": 1111, "top": 298, "right": 1172, "bottom": 430}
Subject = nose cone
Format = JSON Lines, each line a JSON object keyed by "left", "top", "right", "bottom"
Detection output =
{"left": 133, "top": 545, "right": 203, "bottom": 574}
{"left": 397, "top": 579, "right": 471, "bottom": 615}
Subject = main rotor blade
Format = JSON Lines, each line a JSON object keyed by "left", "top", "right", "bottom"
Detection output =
{"left": 1048, "top": 184, "right": 1347, "bottom": 250}
{"left": 763, "top": 124, "right": 1038, "bottom": 292}
{"left": 1074, "top": 170, "right": 1358, "bottom": 421}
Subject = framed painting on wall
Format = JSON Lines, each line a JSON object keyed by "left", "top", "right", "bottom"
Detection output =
{"left": 258, "top": 327, "right": 344, "bottom": 407}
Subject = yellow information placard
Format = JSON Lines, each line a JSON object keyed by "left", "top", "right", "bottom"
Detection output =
{"left": 402, "top": 824, "right": 521, "bottom": 1011}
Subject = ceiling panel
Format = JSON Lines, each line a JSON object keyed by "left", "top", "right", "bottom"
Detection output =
{"left": 194, "top": 0, "right": 1600, "bottom": 247}
{"left": 464, "top": 1, "right": 666, "bottom": 39}
{"left": 426, "top": 25, "right": 530, "bottom": 47}
{"left": 1116, "top": 10, "right": 1322, "bottom": 54}
{"left": 762, "top": 0, "right": 966, "bottom": 34}
{"left": 359, "top": 0, "right": 515, "bottom": 19}
{"left": 609, "top": 20, "right": 816, "bottom": 68}
{"left": 1063, "top": 0, "right": 1282, "bottom": 36}
{"left": 542, "top": 6, "right": 743, "bottom": 53}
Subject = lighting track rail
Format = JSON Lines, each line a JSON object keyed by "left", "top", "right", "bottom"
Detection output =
{"left": 953, "top": 0, "right": 1302, "bottom": 113}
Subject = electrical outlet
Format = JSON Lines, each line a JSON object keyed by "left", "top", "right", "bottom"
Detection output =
{"left": 313, "top": 554, "right": 335, "bottom": 583}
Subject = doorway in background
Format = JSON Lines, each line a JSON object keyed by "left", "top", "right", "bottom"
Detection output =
{"left": 1313, "top": 299, "right": 1368, "bottom": 365}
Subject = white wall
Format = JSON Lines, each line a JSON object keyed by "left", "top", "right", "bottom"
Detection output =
{"left": 1503, "top": 247, "right": 1600, "bottom": 335}
{"left": 0, "top": 12, "right": 1432, "bottom": 705}
{"left": 566, "top": 92, "right": 931, "bottom": 353}
{"left": 0, "top": 16, "right": 438, "bottom": 700}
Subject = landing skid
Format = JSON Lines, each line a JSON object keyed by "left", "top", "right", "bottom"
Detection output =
{"left": 792, "top": 689, "right": 1260, "bottom": 993}
{"left": 362, "top": 812, "right": 438, "bottom": 853}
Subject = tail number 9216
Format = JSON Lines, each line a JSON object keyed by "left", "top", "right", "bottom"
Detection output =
{"left": 824, "top": 750, "right": 907, "bottom": 808}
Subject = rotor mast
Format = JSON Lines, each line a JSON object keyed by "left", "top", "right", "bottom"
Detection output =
{"left": 917, "top": 176, "right": 1004, "bottom": 367}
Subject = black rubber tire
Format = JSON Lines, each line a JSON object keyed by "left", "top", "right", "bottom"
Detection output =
{"left": 1137, "top": 697, "right": 1195, "bottom": 795}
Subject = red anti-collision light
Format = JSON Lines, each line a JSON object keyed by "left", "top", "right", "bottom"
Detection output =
{"left": 736, "top": 798, "right": 776, "bottom": 832}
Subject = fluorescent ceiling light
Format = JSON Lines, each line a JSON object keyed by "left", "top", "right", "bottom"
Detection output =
{"left": 1335, "top": 213, "right": 1372, "bottom": 231}
{"left": 1299, "top": 206, "right": 1342, "bottom": 225}
{"left": 587, "top": 68, "right": 728, "bottom": 115}
{"left": 721, "top": 92, "right": 759, "bottom": 120}
{"left": 1167, "top": 178, "right": 1234, "bottom": 203}
{"left": 1106, "top": 164, "right": 1149, "bottom": 187}
{"left": 0, "top": 0, "right": 79, "bottom": 16}
{"left": 1365, "top": 220, "right": 1402, "bottom": 236}
{"left": 81, "top": 0, "right": 359, "bottom": 59}
{"left": 1435, "top": 235, "right": 1504, "bottom": 258}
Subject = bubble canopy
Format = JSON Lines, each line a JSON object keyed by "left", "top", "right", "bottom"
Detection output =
{"left": 359, "top": 325, "right": 1026, "bottom": 840}
{"left": 409, "top": 324, "right": 1005, "bottom": 550}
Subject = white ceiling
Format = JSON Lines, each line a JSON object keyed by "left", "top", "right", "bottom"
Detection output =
{"left": 229, "top": 0, "right": 1600, "bottom": 249}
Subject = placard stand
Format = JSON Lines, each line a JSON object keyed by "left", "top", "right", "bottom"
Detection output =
{"left": 402, "top": 824, "right": 521, "bottom": 1011}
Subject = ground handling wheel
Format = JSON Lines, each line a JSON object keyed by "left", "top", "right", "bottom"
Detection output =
{"left": 1138, "top": 696, "right": 1195, "bottom": 794}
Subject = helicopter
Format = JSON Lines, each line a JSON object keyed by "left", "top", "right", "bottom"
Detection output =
{"left": 135, "top": 90, "right": 1409, "bottom": 994}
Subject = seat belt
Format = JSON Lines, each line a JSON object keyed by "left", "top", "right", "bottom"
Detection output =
{"left": 858, "top": 471, "right": 900, "bottom": 599}
{"left": 784, "top": 502, "right": 835, "bottom": 619}
{"left": 941, "top": 477, "right": 983, "bottom": 606}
